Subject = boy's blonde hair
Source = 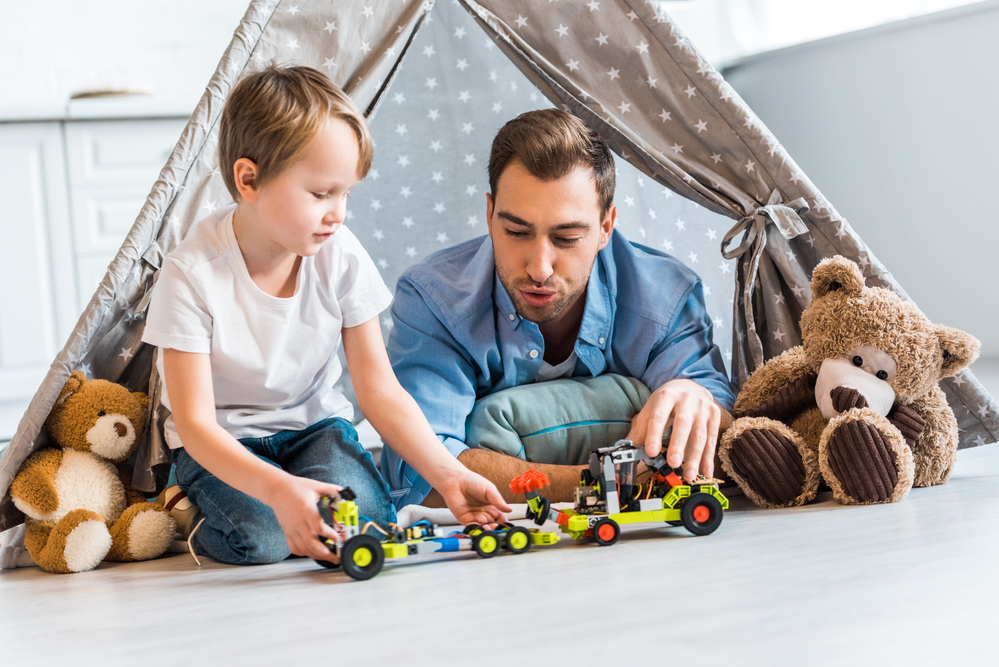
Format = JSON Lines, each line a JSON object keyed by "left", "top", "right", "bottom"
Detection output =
{"left": 219, "top": 65, "right": 373, "bottom": 200}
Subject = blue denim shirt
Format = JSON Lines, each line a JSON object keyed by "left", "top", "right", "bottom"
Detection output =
{"left": 382, "top": 229, "right": 735, "bottom": 507}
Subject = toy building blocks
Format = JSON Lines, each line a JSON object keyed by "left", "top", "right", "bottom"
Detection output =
{"left": 313, "top": 488, "right": 558, "bottom": 580}
{"left": 510, "top": 439, "right": 729, "bottom": 544}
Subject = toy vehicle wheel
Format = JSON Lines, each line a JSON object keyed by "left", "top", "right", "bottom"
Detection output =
{"left": 592, "top": 517, "right": 619, "bottom": 546}
{"left": 341, "top": 534, "right": 385, "bottom": 581}
{"left": 504, "top": 526, "right": 532, "bottom": 554}
{"left": 681, "top": 493, "right": 723, "bottom": 536}
{"left": 463, "top": 523, "right": 482, "bottom": 536}
{"left": 313, "top": 537, "right": 342, "bottom": 570}
{"left": 473, "top": 531, "right": 500, "bottom": 558}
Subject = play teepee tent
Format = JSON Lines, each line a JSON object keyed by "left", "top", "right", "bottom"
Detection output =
{"left": 2, "top": 0, "right": 996, "bottom": 560}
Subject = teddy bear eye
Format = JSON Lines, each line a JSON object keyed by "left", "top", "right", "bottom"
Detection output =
{"left": 98, "top": 411, "right": 106, "bottom": 417}
{"left": 876, "top": 370, "right": 888, "bottom": 381}
{"left": 852, "top": 356, "right": 863, "bottom": 367}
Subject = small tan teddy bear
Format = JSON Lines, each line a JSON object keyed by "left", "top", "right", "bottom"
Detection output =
{"left": 719, "top": 256, "right": 980, "bottom": 508}
{"left": 10, "top": 371, "right": 176, "bottom": 573}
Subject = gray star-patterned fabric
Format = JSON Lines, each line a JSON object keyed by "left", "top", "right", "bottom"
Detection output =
{"left": 0, "top": 0, "right": 995, "bottom": 538}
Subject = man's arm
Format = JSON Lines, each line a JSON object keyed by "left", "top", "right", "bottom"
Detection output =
{"left": 423, "top": 449, "right": 584, "bottom": 506}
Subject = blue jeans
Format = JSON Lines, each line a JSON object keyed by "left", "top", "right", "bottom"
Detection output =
{"left": 175, "top": 417, "right": 396, "bottom": 565}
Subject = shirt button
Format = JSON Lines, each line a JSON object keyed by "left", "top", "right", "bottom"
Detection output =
{"left": 509, "top": 313, "right": 515, "bottom": 321}
{"left": 529, "top": 349, "right": 539, "bottom": 359}
{"left": 598, "top": 337, "right": 605, "bottom": 344}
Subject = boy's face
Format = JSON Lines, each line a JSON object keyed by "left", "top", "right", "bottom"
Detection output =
{"left": 486, "top": 160, "right": 615, "bottom": 326}
{"left": 250, "top": 117, "right": 361, "bottom": 257}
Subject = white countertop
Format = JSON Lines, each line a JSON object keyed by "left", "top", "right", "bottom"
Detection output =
{"left": 0, "top": 94, "right": 198, "bottom": 123}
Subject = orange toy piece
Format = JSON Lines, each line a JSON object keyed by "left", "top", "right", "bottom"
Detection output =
{"left": 509, "top": 470, "right": 550, "bottom": 496}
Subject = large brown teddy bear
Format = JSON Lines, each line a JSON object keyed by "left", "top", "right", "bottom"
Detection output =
{"left": 719, "top": 256, "right": 979, "bottom": 508}
{"left": 10, "top": 371, "right": 176, "bottom": 573}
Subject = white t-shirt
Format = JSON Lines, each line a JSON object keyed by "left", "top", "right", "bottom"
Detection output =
{"left": 142, "top": 206, "right": 393, "bottom": 448}
{"left": 534, "top": 351, "right": 578, "bottom": 382}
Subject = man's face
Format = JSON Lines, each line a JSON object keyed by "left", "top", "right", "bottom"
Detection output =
{"left": 487, "top": 160, "right": 615, "bottom": 326}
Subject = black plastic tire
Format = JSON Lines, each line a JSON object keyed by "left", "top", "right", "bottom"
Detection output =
{"left": 504, "top": 526, "right": 533, "bottom": 554}
{"left": 313, "top": 538, "right": 341, "bottom": 570}
{"left": 681, "top": 493, "right": 724, "bottom": 536}
{"left": 592, "top": 517, "right": 620, "bottom": 546}
{"left": 341, "top": 534, "right": 385, "bottom": 581}
{"left": 473, "top": 531, "right": 500, "bottom": 558}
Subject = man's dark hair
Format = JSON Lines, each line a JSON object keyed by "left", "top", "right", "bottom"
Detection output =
{"left": 488, "top": 109, "right": 615, "bottom": 217}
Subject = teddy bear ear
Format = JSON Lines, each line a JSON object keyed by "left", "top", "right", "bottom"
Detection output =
{"left": 54, "top": 370, "right": 87, "bottom": 407}
{"left": 935, "top": 325, "right": 981, "bottom": 378}
{"left": 131, "top": 392, "right": 150, "bottom": 414}
{"left": 809, "top": 256, "right": 866, "bottom": 300}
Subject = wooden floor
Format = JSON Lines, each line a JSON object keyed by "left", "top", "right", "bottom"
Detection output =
{"left": 2, "top": 443, "right": 998, "bottom": 665}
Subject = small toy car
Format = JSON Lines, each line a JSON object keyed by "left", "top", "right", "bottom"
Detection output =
{"left": 313, "top": 489, "right": 558, "bottom": 581}
{"left": 510, "top": 439, "right": 729, "bottom": 544}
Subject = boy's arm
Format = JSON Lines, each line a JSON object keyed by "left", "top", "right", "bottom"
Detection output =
{"left": 162, "top": 349, "right": 341, "bottom": 561}
{"left": 342, "top": 318, "right": 510, "bottom": 525}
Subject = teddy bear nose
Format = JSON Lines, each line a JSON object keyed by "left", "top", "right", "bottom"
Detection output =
{"left": 114, "top": 422, "right": 128, "bottom": 437}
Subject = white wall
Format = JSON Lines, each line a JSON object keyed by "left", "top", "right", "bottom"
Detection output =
{"left": 0, "top": 0, "right": 249, "bottom": 109}
{"left": 723, "top": 1, "right": 999, "bottom": 357}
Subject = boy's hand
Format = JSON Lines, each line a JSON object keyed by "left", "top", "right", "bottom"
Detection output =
{"left": 267, "top": 474, "right": 344, "bottom": 562}
{"left": 436, "top": 470, "right": 512, "bottom": 527}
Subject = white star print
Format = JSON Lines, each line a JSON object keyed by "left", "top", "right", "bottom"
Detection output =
{"left": 434, "top": 202, "right": 446, "bottom": 214}
{"left": 437, "top": 232, "right": 450, "bottom": 244}
{"left": 706, "top": 228, "right": 717, "bottom": 241}
{"left": 953, "top": 374, "right": 966, "bottom": 387}
{"left": 397, "top": 155, "right": 410, "bottom": 167}
{"left": 596, "top": 34, "right": 609, "bottom": 46}
{"left": 623, "top": 196, "right": 635, "bottom": 207}
{"left": 399, "top": 186, "right": 412, "bottom": 198}
{"left": 607, "top": 67, "right": 620, "bottom": 80}
{"left": 745, "top": 160, "right": 755, "bottom": 173}
{"left": 456, "top": 59, "right": 469, "bottom": 71}
{"left": 791, "top": 285, "right": 805, "bottom": 298}
{"left": 492, "top": 102, "right": 504, "bottom": 113}
{"left": 360, "top": 41, "right": 371, "bottom": 55}
{"left": 463, "top": 153, "right": 476, "bottom": 166}
{"left": 515, "top": 15, "right": 528, "bottom": 28}
{"left": 427, "top": 109, "right": 440, "bottom": 121}
{"left": 202, "top": 199, "right": 217, "bottom": 214}
{"left": 773, "top": 329, "right": 786, "bottom": 342}
{"left": 361, "top": 5, "right": 374, "bottom": 18}
{"left": 462, "top": 122, "right": 474, "bottom": 134}
{"left": 648, "top": 209, "right": 657, "bottom": 220}
{"left": 393, "top": 92, "right": 406, "bottom": 104}
{"left": 710, "top": 153, "right": 722, "bottom": 164}
{"left": 786, "top": 249, "right": 796, "bottom": 262}
{"left": 253, "top": 50, "right": 267, "bottom": 65}
{"left": 423, "top": 45, "right": 436, "bottom": 58}
{"left": 79, "top": 363, "right": 91, "bottom": 377}
{"left": 676, "top": 219, "right": 686, "bottom": 231}
{"left": 714, "top": 317, "right": 724, "bottom": 329}
{"left": 431, "top": 172, "right": 444, "bottom": 183}
{"left": 671, "top": 143, "right": 683, "bottom": 154}
{"left": 467, "top": 215, "right": 480, "bottom": 227}
{"left": 773, "top": 292, "right": 785, "bottom": 305}
{"left": 684, "top": 85, "right": 697, "bottom": 98}
{"left": 704, "top": 286, "right": 712, "bottom": 296}
{"left": 119, "top": 347, "right": 134, "bottom": 362}
{"left": 465, "top": 185, "right": 478, "bottom": 196}
{"left": 287, "top": 38, "right": 299, "bottom": 51}
{"left": 373, "top": 229, "right": 385, "bottom": 240}
{"left": 662, "top": 239, "right": 673, "bottom": 251}
{"left": 588, "top": 0, "right": 600, "bottom": 10}
{"left": 406, "top": 246, "right": 418, "bottom": 258}
{"left": 835, "top": 223, "right": 847, "bottom": 239}
{"left": 323, "top": 21, "right": 337, "bottom": 34}
{"left": 555, "top": 24, "right": 569, "bottom": 37}
{"left": 647, "top": 76, "right": 657, "bottom": 88}
{"left": 627, "top": 10, "right": 638, "bottom": 20}
{"left": 566, "top": 59, "right": 580, "bottom": 72}
{"left": 370, "top": 200, "right": 382, "bottom": 211}
{"left": 658, "top": 109, "right": 671, "bottom": 122}
{"left": 458, "top": 91, "right": 471, "bottom": 103}
{"left": 323, "top": 57, "right": 336, "bottom": 71}
{"left": 429, "top": 140, "right": 442, "bottom": 153}
{"left": 974, "top": 434, "right": 989, "bottom": 447}
{"left": 688, "top": 251, "right": 698, "bottom": 264}
{"left": 695, "top": 120, "right": 708, "bottom": 133}
{"left": 804, "top": 236, "right": 816, "bottom": 248}
{"left": 454, "top": 27, "right": 466, "bottom": 39}
{"left": 402, "top": 217, "right": 415, "bottom": 228}
{"left": 636, "top": 41, "right": 649, "bottom": 54}
{"left": 719, "top": 262, "right": 731, "bottom": 274}
{"left": 790, "top": 173, "right": 801, "bottom": 185}
{"left": 425, "top": 77, "right": 438, "bottom": 90}
{"left": 617, "top": 101, "right": 631, "bottom": 114}
{"left": 395, "top": 124, "right": 408, "bottom": 136}
{"left": 369, "top": 169, "right": 380, "bottom": 180}
{"left": 286, "top": 5, "right": 300, "bottom": 16}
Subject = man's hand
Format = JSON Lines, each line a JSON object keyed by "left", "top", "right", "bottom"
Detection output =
{"left": 434, "top": 469, "right": 512, "bottom": 527}
{"left": 267, "top": 473, "right": 344, "bottom": 562}
{"left": 627, "top": 378, "right": 722, "bottom": 482}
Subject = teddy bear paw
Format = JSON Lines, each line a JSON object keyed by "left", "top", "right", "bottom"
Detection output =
{"left": 820, "top": 410, "right": 915, "bottom": 504}
{"left": 720, "top": 419, "right": 819, "bottom": 508}
{"left": 106, "top": 503, "right": 177, "bottom": 562}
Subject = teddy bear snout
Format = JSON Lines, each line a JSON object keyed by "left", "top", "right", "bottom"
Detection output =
{"left": 85, "top": 413, "right": 137, "bottom": 461}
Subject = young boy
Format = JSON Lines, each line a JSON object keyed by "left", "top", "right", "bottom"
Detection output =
{"left": 142, "top": 66, "right": 510, "bottom": 566}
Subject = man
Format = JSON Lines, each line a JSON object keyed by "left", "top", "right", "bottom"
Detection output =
{"left": 381, "top": 109, "right": 735, "bottom": 509}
